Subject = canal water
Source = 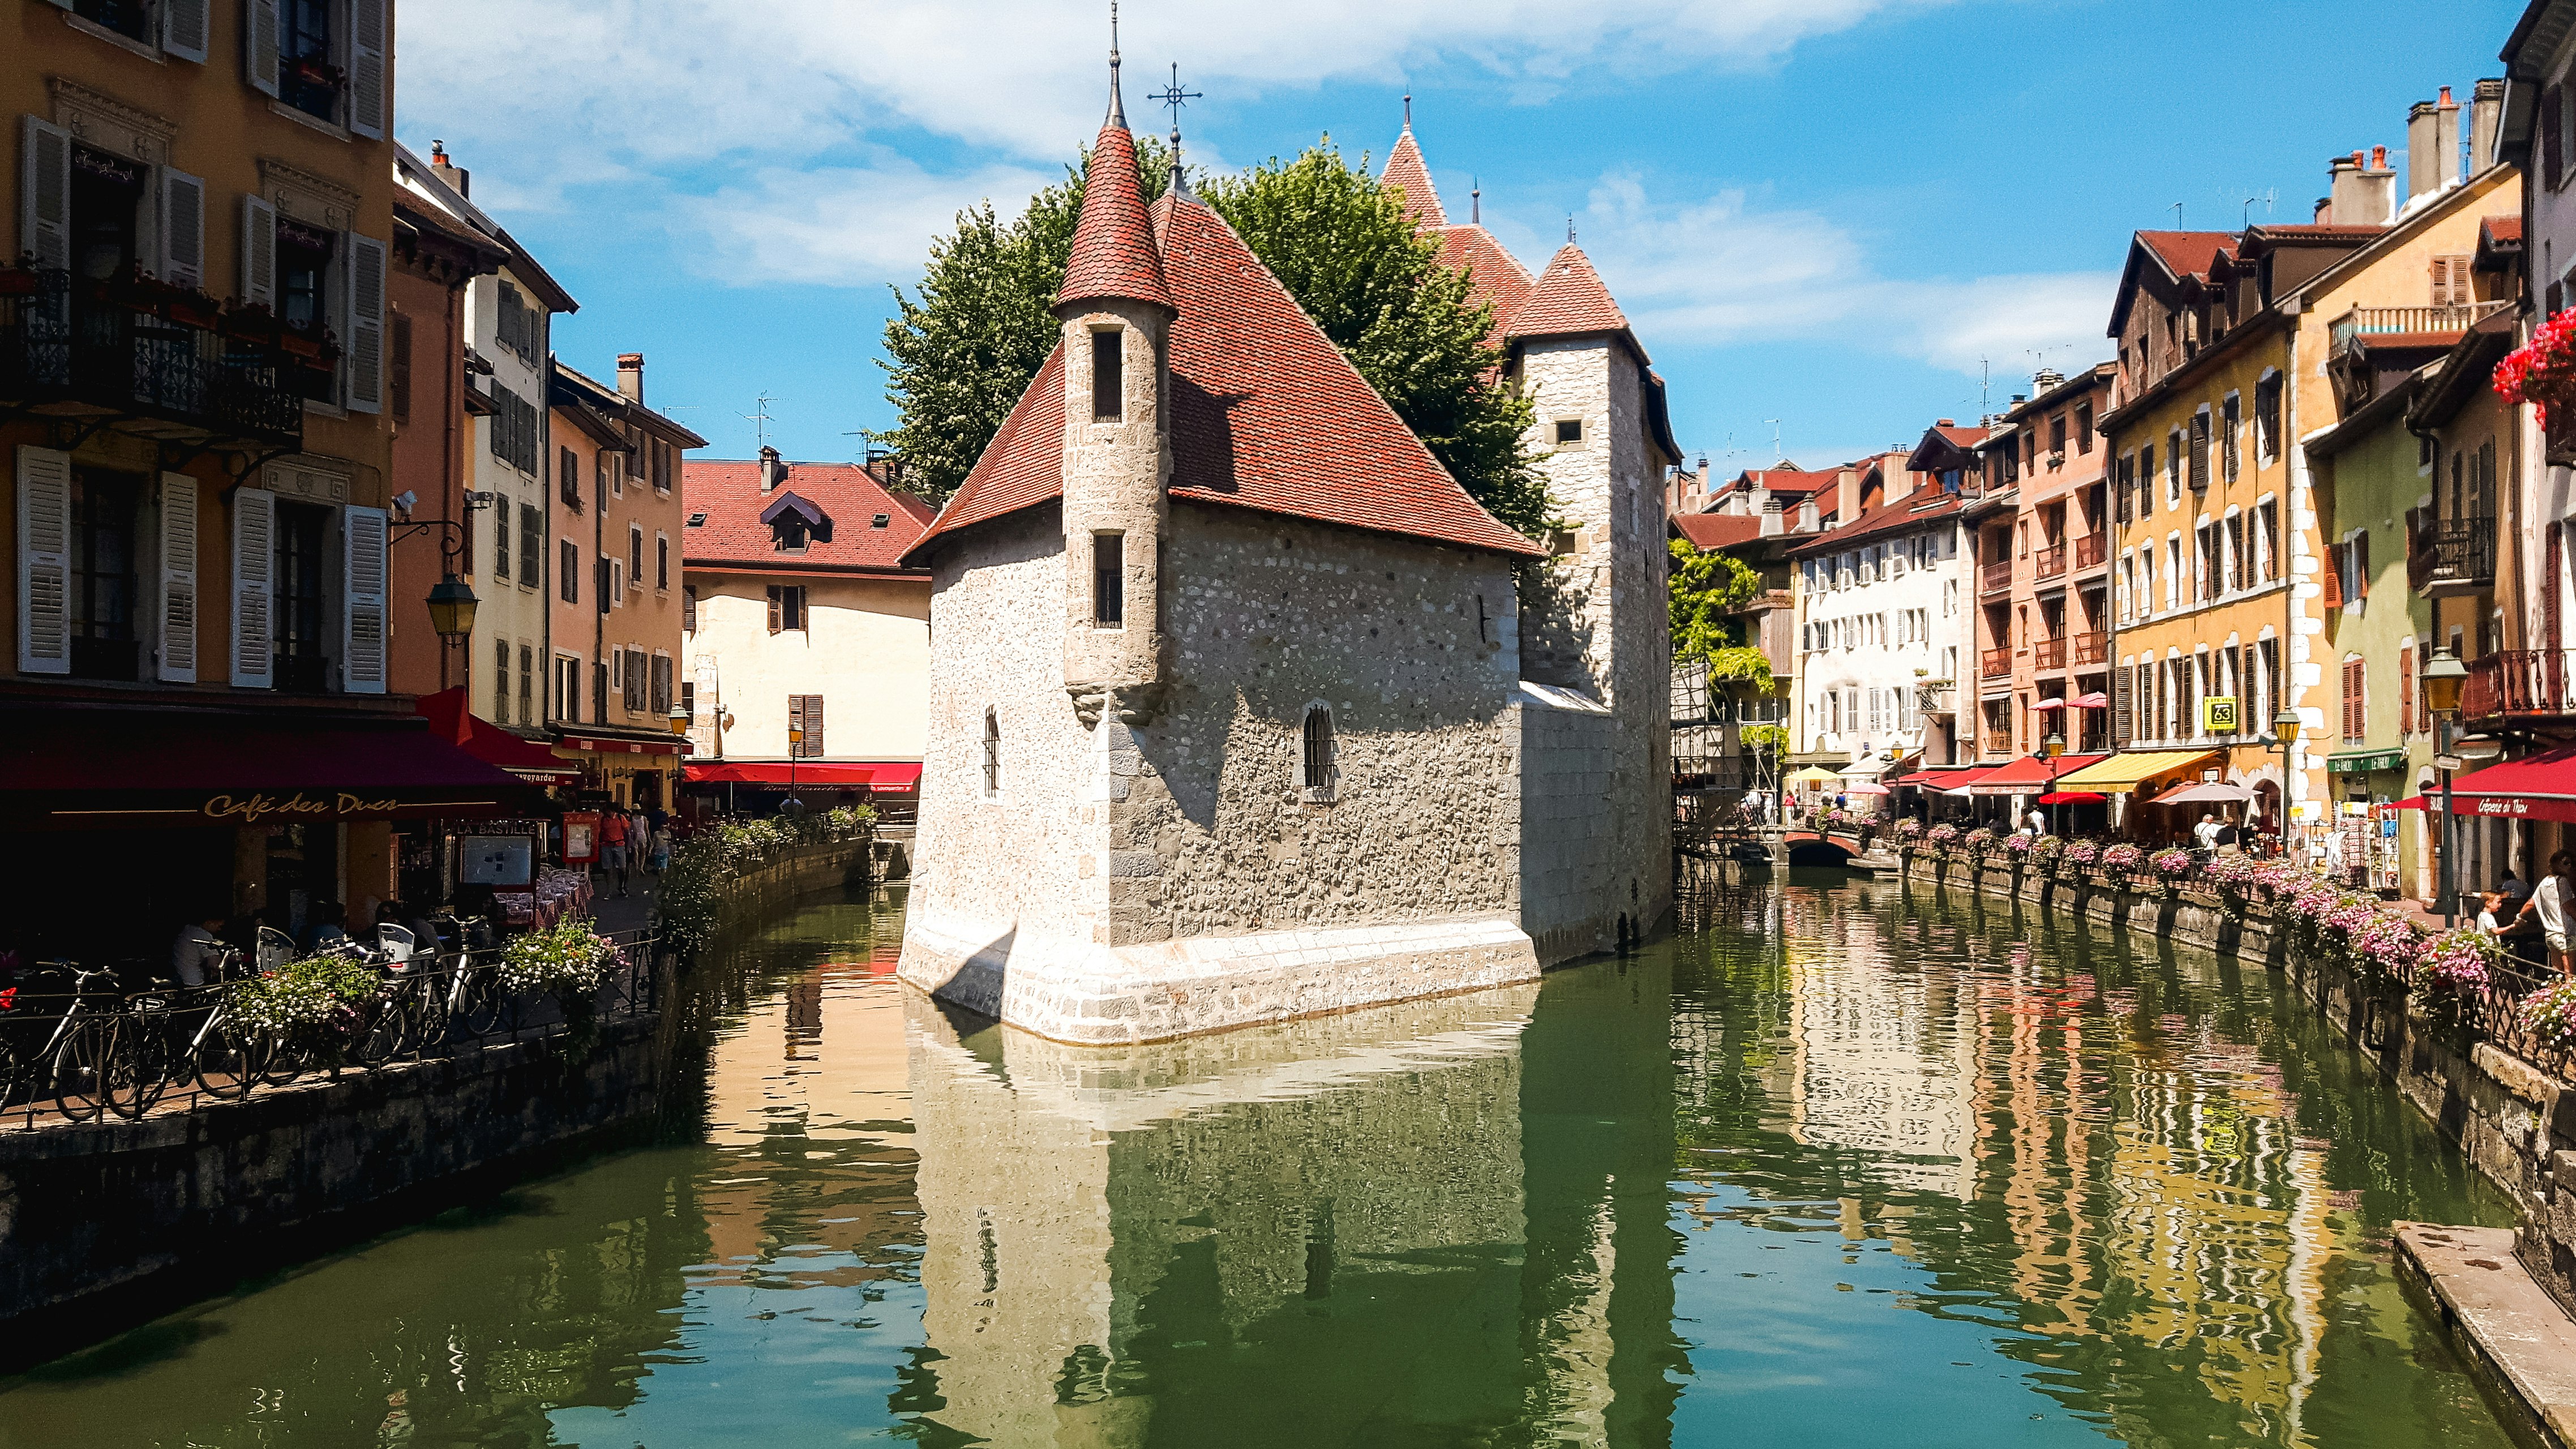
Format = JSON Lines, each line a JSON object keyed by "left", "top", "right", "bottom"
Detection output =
{"left": 0, "top": 868, "right": 2521, "bottom": 1448}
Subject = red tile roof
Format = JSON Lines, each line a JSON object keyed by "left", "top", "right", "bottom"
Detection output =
{"left": 2134, "top": 229, "right": 2238, "bottom": 281}
{"left": 1672, "top": 513, "right": 1762, "bottom": 550}
{"left": 906, "top": 190, "right": 1543, "bottom": 564}
{"left": 1784, "top": 480, "right": 1962, "bottom": 557}
{"left": 1510, "top": 243, "right": 1637, "bottom": 349}
{"left": 1379, "top": 128, "right": 1446, "bottom": 226}
{"left": 1739, "top": 468, "right": 1841, "bottom": 496}
{"left": 683, "top": 460, "right": 935, "bottom": 571}
{"left": 1057, "top": 123, "right": 1173, "bottom": 314}
{"left": 1433, "top": 225, "right": 1535, "bottom": 342}
{"left": 2485, "top": 215, "right": 2524, "bottom": 245}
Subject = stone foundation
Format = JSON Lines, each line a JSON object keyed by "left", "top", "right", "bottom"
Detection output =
{"left": 898, "top": 911, "right": 1541, "bottom": 1045}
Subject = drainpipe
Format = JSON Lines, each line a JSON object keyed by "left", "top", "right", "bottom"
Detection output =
{"left": 2281, "top": 297, "right": 2307, "bottom": 857}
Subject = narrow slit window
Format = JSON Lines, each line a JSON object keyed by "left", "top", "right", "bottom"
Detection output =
{"left": 1094, "top": 533, "right": 1124, "bottom": 625}
{"left": 981, "top": 709, "right": 1002, "bottom": 796}
{"left": 1302, "top": 706, "right": 1336, "bottom": 792}
{"left": 1092, "top": 329, "right": 1124, "bottom": 422}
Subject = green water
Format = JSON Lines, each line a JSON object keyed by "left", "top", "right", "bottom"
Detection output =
{"left": 0, "top": 868, "right": 2521, "bottom": 1448}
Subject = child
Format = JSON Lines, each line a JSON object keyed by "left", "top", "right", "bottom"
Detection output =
{"left": 2476, "top": 891, "right": 2505, "bottom": 936}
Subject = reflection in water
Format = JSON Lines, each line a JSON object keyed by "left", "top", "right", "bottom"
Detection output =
{"left": 0, "top": 872, "right": 2523, "bottom": 1448}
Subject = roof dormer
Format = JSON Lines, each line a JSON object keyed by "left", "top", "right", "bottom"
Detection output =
{"left": 760, "top": 491, "right": 831, "bottom": 553}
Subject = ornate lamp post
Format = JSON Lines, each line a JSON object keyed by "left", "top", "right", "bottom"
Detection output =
{"left": 2038, "top": 729, "right": 2067, "bottom": 835}
{"left": 2261, "top": 706, "right": 2303, "bottom": 859}
{"left": 2421, "top": 646, "right": 2469, "bottom": 927}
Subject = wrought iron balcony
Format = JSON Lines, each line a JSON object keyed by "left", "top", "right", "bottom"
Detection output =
{"left": 2420, "top": 515, "right": 2497, "bottom": 596}
{"left": 2033, "top": 636, "right": 2067, "bottom": 670}
{"left": 0, "top": 269, "right": 304, "bottom": 447}
{"left": 1981, "top": 646, "right": 2014, "bottom": 680}
{"left": 2464, "top": 650, "right": 2576, "bottom": 721}
{"left": 1979, "top": 560, "right": 2013, "bottom": 595}
{"left": 2075, "top": 533, "right": 2107, "bottom": 570}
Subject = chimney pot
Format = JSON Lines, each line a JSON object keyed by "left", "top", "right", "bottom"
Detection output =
{"left": 1936, "top": 418, "right": 1955, "bottom": 427}
{"left": 758, "top": 445, "right": 783, "bottom": 494}
{"left": 2371, "top": 144, "right": 2388, "bottom": 168}
{"left": 2440, "top": 85, "right": 2454, "bottom": 105}
{"left": 616, "top": 352, "right": 644, "bottom": 404}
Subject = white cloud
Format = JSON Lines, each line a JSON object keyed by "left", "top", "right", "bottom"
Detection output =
{"left": 1532, "top": 171, "right": 2116, "bottom": 383}
{"left": 680, "top": 160, "right": 1062, "bottom": 288}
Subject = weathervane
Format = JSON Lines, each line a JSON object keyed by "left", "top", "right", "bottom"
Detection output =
{"left": 1151, "top": 62, "right": 1201, "bottom": 187}
{"left": 1106, "top": 1, "right": 1125, "bottom": 126}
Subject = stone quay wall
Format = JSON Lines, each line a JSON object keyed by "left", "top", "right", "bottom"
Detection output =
{"left": 704, "top": 837, "right": 876, "bottom": 942}
{"left": 1897, "top": 850, "right": 2576, "bottom": 1319}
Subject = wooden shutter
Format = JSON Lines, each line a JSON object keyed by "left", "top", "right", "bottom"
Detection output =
{"left": 345, "top": 233, "right": 386, "bottom": 413}
{"left": 239, "top": 195, "right": 276, "bottom": 311}
{"left": 766, "top": 585, "right": 781, "bottom": 633}
{"left": 805, "top": 696, "right": 824, "bottom": 757}
{"left": 245, "top": 0, "right": 281, "bottom": 96}
{"left": 161, "top": 0, "right": 209, "bottom": 61}
{"left": 389, "top": 311, "right": 412, "bottom": 422}
{"left": 342, "top": 504, "right": 387, "bottom": 693}
{"left": 20, "top": 118, "right": 71, "bottom": 276}
{"left": 2399, "top": 640, "right": 2415, "bottom": 737}
{"left": 626, "top": 650, "right": 646, "bottom": 711}
{"left": 16, "top": 446, "right": 72, "bottom": 676}
{"left": 158, "top": 471, "right": 199, "bottom": 682}
{"left": 2320, "top": 543, "right": 2343, "bottom": 608}
{"left": 348, "top": 0, "right": 388, "bottom": 139}
{"left": 2354, "top": 532, "right": 2369, "bottom": 599}
{"left": 160, "top": 168, "right": 205, "bottom": 290}
{"left": 230, "top": 488, "right": 275, "bottom": 688}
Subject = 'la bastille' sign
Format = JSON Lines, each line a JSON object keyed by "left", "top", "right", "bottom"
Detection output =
{"left": 201, "top": 791, "right": 404, "bottom": 823}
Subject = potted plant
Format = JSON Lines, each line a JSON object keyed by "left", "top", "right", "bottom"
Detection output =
{"left": 1926, "top": 823, "right": 1960, "bottom": 860}
{"left": 2497, "top": 308, "right": 2576, "bottom": 425}
{"left": 2061, "top": 838, "right": 2101, "bottom": 881}
{"left": 2144, "top": 848, "right": 2193, "bottom": 897}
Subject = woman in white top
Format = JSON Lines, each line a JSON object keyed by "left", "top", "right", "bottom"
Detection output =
{"left": 2512, "top": 852, "right": 2576, "bottom": 976}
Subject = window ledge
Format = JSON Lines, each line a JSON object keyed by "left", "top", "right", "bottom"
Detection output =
{"left": 1300, "top": 786, "right": 1340, "bottom": 806}
{"left": 268, "top": 100, "right": 353, "bottom": 142}
{"left": 63, "top": 12, "right": 166, "bottom": 61}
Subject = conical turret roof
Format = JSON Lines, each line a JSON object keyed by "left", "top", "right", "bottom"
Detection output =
{"left": 1057, "top": 112, "right": 1173, "bottom": 313}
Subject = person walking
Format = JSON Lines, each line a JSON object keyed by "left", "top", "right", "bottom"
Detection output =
{"left": 599, "top": 809, "right": 632, "bottom": 898}
{"left": 2194, "top": 813, "right": 2221, "bottom": 851}
{"left": 2510, "top": 852, "right": 2576, "bottom": 976}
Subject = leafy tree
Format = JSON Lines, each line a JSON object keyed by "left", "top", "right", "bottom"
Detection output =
{"left": 878, "top": 138, "right": 1548, "bottom": 538}
{"left": 1669, "top": 539, "right": 1775, "bottom": 693}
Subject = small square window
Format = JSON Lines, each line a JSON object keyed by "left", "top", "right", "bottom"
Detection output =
{"left": 1554, "top": 418, "right": 1584, "bottom": 447}
{"left": 871, "top": 513, "right": 890, "bottom": 529}
{"left": 687, "top": 512, "right": 708, "bottom": 527}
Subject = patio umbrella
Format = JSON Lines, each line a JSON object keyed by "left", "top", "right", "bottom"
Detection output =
{"left": 2037, "top": 791, "right": 2106, "bottom": 805}
{"left": 2155, "top": 780, "right": 2255, "bottom": 805}
{"left": 1845, "top": 781, "right": 1892, "bottom": 796}
{"left": 1785, "top": 766, "right": 1844, "bottom": 786}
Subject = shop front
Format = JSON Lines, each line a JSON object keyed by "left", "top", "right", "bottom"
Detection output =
{"left": 682, "top": 760, "right": 921, "bottom": 821}
{"left": 552, "top": 726, "right": 689, "bottom": 811}
{"left": 0, "top": 709, "right": 542, "bottom": 968}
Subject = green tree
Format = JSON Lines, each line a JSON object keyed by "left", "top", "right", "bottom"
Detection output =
{"left": 877, "top": 139, "right": 1548, "bottom": 538}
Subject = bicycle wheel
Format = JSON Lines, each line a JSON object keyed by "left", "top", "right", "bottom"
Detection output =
{"left": 456, "top": 971, "right": 512, "bottom": 1039}
{"left": 99, "top": 1013, "right": 172, "bottom": 1121}
{"left": 49, "top": 1015, "right": 113, "bottom": 1124}
{"left": 191, "top": 1015, "right": 269, "bottom": 1100}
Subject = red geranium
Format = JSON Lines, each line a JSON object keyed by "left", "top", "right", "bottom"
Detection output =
{"left": 2495, "top": 308, "right": 2576, "bottom": 425}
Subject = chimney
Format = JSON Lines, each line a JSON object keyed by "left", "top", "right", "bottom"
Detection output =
{"left": 616, "top": 352, "right": 644, "bottom": 404}
{"left": 2313, "top": 195, "right": 2332, "bottom": 224}
{"left": 758, "top": 445, "right": 783, "bottom": 495}
{"left": 2472, "top": 78, "right": 2505, "bottom": 173}
{"left": 2328, "top": 150, "right": 2394, "bottom": 226}
{"left": 428, "top": 139, "right": 469, "bottom": 199}
{"left": 2031, "top": 368, "right": 2064, "bottom": 392}
{"left": 2408, "top": 93, "right": 2461, "bottom": 200}
{"left": 1759, "top": 496, "right": 1784, "bottom": 537}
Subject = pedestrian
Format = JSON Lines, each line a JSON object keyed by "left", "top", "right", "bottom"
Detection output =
{"left": 2476, "top": 891, "right": 2505, "bottom": 935}
{"left": 2510, "top": 852, "right": 2576, "bottom": 976}
{"left": 2499, "top": 867, "right": 2534, "bottom": 915}
{"left": 2193, "top": 812, "right": 2220, "bottom": 851}
{"left": 2025, "top": 804, "right": 2046, "bottom": 837}
{"left": 600, "top": 809, "right": 631, "bottom": 898}
{"left": 2213, "top": 818, "right": 2241, "bottom": 855}
{"left": 169, "top": 910, "right": 230, "bottom": 988}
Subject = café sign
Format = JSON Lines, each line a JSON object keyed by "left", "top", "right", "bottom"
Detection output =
{"left": 202, "top": 791, "right": 404, "bottom": 822}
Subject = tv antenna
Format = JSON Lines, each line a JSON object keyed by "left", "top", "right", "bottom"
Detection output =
{"left": 2171, "top": 201, "right": 2184, "bottom": 227}
{"left": 743, "top": 394, "right": 777, "bottom": 452}
{"left": 2234, "top": 187, "right": 2277, "bottom": 225}
{"left": 1765, "top": 418, "right": 1782, "bottom": 462}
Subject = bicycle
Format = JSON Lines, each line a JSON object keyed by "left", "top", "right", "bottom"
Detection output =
{"left": 30, "top": 964, "right": 150, "bottom": 1123}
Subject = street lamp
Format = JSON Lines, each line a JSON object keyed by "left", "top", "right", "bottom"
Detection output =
{"left": 2263, "top": 706, "right": 2303, "bottom": 857}
{"left": 2038, "top": 729, "right": 2067, "bottom": 835}
{"left": 425, "top": 574, "right": 479, "bottom": 641}
{"left": 2422, "top": 646, "right": 2469, "bottom": 927}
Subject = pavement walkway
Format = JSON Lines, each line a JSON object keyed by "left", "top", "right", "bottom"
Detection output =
{"left": 586, "top": 863, "right": 663, "bottom": 938}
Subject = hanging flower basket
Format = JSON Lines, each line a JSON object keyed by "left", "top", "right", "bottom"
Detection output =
{"left": 2496, "top": 309, "right": 2576, "bottom": 424}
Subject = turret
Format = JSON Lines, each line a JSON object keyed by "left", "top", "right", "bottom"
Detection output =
{"left": 1056, "top": 37, "right": 1174, "bottom": 727}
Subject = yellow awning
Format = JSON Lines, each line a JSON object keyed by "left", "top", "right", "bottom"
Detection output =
{"left": 1785, "top": 766, "right": 1845, "bottom": 785}
{"left": 2053, "top": 749, "right": 2220, "bottom": 794}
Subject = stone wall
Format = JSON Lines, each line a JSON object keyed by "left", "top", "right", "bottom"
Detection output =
{"left": 0, "top": 1014, "right": 670, "bottom": 1370}
{"left": 705, "top": 836, "right": 876, "bottom": 941}
{"left": 1897, "top": 850, "right": 2576, "bottom": 1318}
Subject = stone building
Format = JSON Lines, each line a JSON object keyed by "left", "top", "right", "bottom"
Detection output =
{"left": 894, "top": 61, "right": 1674, "bottom": 1044}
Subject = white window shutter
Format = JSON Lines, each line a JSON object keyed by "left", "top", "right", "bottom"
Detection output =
{"left": 161, "top": 168, "right": 206, "bottom": 290}
{"left": 345, "top": 232, "right": 386, "bottom": 413}
{"left": 245, "top": 0, "right": 281, "bottom": 96}
{"left": 162, "top": 0, "right": 210, "bottom": 62}
{"left": 231, "top": 487, "right": 275, "bottom": 688}
{"left": 16, "top": 446, "right": 72, "bottom": 676}
{"left": 158, "top": 472, "right": 200, "bottom": 682}
{"left": 348, "top": 0, "right": 388, "bottom": 139}
{"left": 342, "top": 504, "right": 387, "bottom": 693}
{"left": 20, "top": 117, "right": 71, "bottom": 275}
{"left": 240, "top": 195, "right": 276, "bottom": 311}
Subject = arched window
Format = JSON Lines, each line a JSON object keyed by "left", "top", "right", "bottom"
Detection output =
{"left": 981, "top": 709, "right": 1000, "bottom": 797}
{"left": 1301, "top": 705, "right": 1336, "bottom": 795}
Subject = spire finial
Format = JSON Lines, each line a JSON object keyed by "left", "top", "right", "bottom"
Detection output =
{"left": 1152, "top": 63, "right": 1202, "bottom": 194}
{"left": 1403, "top": 92, "right": 1413, "bottom": 131}
{"left": 1471, "top": 175, "right": 1480, "bottom": 225}
{"left": 1568, "top": 213, "right": 1577, "bottom": 244}
{"left": 1105, "top": 1, "right": 1126, "bottom": 128}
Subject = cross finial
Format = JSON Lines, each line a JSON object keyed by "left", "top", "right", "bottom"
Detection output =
{"left": 1105, "top": 1, "right": 1126, "bottom": 127}
{"left": 1152, "top": 62, "right": 1202, "bottom": 189}
{"left": 1567, "top": 213, "right": 1577, "bottom": 244}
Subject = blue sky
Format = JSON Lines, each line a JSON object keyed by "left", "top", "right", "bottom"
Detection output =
{"left": 395, "top": 0, "right": 2519, "bottom": 476}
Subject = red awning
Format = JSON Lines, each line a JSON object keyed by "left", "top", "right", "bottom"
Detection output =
{"left": 2031, "top": 698, "right": 2066, "bottom": 712}
{"left": 556, "top": 730, "right": 687, "bottom": 757}
{"left": 1966, "top": 753, "right": 2108, "bottom": 796}
{"left": 685, "top": 761, "right": 923, "bottom": 792}
{"left": 1896, "top": 765, "right": 1995, "bottom": 790}
{"left": 416, "top": 687, "right": 580, "bottom": 782}
{"left": 2, "top": 709, "right": 543, "bottom": 828}
{"left": 2407, "top": 747, "right": 2576, "bottom": 823}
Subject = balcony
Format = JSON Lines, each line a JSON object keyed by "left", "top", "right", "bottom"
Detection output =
{"left": 2075, "top": 533, "right": 2107, "bottom": 570}
{"left": 0, "top": 269, "right": 305, "bottom": 447}
{"left": 2328, "top": 300, "right": 2511, "bottom": 358}
{"left": 2033, "top": 636, "right": 2067, "bottom": 670}
{"left": 1979, "top": 560, "right": 2013, "bottom": 595}
{"left": 2464, "top": 650, "right": 2576, "bottom": 721}
{"left": 1981, "top": 646, "right": 2014, "bottom": 680}
{"left": 2033, "top": 543, "right": 2067, "bottom": 582}
{"left": 2072, "top": 631, "right": 2108, "bottom": 667}
{"left": 2420, "top": 515, "right": 2497, "bottom": 597}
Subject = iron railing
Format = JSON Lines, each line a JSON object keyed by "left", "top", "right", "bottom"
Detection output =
{"left": 1979, "top": 560, "right": 2013, "bottom": 595}
{"left": 0, "top": 929, "right": 658, "bottom": 1131}
{"left": 1, "top": 270, "right": 305, "bottom": 445}
{"left": 2463, "top": 650, "right": 2576, "bottom": 721}
{"left": 2076, "top": 533, "right": 2107, "bottom": 570}
{"left": 2033, "top": 636, "right": 2067, "bottom": 670}
{"left": 2421, "top": 516, "right": 2497, "bottom": 590}
{"left": 2033, "top": 544, "right": 2067, "bottom": 581}
{"left": 2072, "top": 631, "right": 2108, "bottom": 667}
{"left": 1981, "top": 646, "right": 2014, "bottom": 680}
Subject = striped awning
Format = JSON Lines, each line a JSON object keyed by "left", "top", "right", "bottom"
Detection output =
{"left": 2053, "top": 749, "right": 2220, "bottom": 795}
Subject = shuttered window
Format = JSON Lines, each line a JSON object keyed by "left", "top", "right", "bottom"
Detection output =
{"left": 518, "top": 503, "right": 543, "bottom": 588}
{"left": 624, "top": 649, "right": 646, "bottom": 715}
{"left": 17, "top": 446, "right": 74, "bottom": 676}
{"left": 345, "top": 233, "right": 386, "bottom": 413}
{"left": 789, "top": 695, "right": 825, "bottom": 758}
{"left": 2342, "top": 658, "right": 2366, "bottom": 743}
{"left": 2431, "top": 255, "right": 2474, "bottom": 306}
{"left": 229, "top": 488, "right": 275, "bottom": 688}
{"left": 2320, "top": 543, "right": 2344, "bottom": 609}
{"left": 649, "top": 654, "right": 672, "bottom": 715}
{"left": 157, "top": 472, "right": 198, "bottom": 682}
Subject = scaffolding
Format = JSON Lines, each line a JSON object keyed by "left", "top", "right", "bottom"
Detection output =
{"left": 1672, "top": 658, "right": 1781, "bottom": 856}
